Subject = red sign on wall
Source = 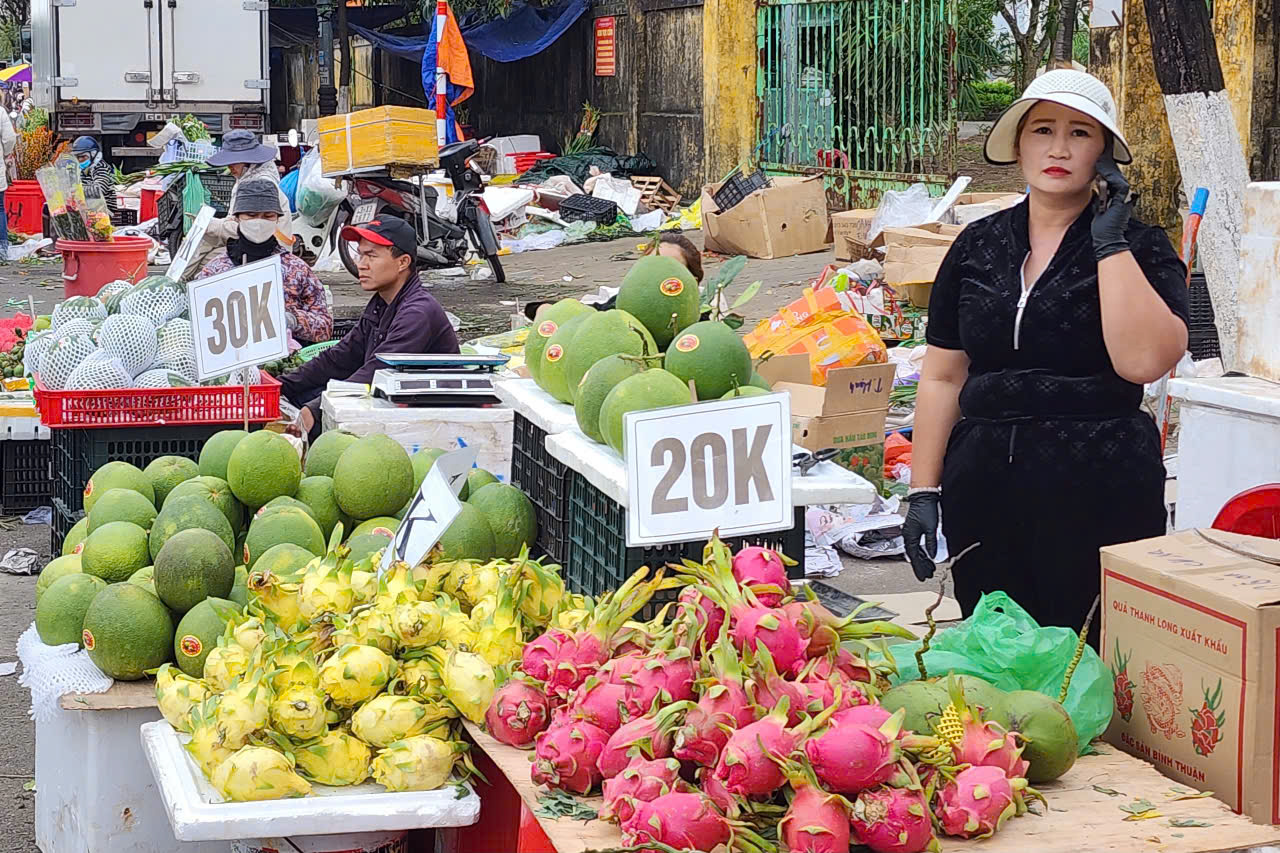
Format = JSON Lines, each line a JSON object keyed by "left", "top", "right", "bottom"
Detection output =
{"left": 595, "top": 17, "right": 617, "bottom": 77}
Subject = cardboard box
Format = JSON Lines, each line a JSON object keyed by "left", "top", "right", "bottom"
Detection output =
{"left": 1101, "top": 529, "right": 1280, "bottom": 824}
{"left": 759, "top": 354, "right": 894, "bottom": 486}
{"left": 317, "top": 106, "right": 440, "bottom": 176}
{"left": 701, "top": 176, "right": 830, "bottom": 259}
{"left": 831, "top": 208, "right": 879, "bottom": 262}
{"left": 949, "top": 192, "right": 1023, "bottom": 225}
{"left": 881, "top": 223, "right": 963, "bottom": 307}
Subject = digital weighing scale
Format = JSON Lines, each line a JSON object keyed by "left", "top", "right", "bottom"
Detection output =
{"left": 371, "top": 353, "right": 509, "bottom": 406}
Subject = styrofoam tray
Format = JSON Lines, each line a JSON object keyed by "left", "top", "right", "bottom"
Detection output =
{"left": 141, "top": 721, "right": 481, "bottom": 841}
{"left": 543, "top": 426, "right": 877, "bottom": 508}
{"left": 494, "top": 377, "right": 579, "bottom": 435}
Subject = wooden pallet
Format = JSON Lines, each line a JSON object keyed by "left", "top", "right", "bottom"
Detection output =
{"left": 631, "top": 176, "right": 681, "bottom": 213}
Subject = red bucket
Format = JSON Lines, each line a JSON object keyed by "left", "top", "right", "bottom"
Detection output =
{"left": 6, "top": 180, "right": 45, "bottom": 236}
{"left": 57, "top": 237, "right": 153, "bottom": 299}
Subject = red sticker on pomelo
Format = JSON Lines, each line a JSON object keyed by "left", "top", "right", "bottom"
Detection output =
{"left": 180, "top": 635, "right": 202, "bottom": 657}
{"left": 83, "top": 480, "right": 93, "bottom": 498}
{"left": 372, "top": 527, "right": 394, "bottom": 538}
{"left": 659, "top": 278, "right": 684, "bottom": 296}
{"left": 675, "top": 334, "right": 700, "bottom": 353}
{"left": 537, "top": 320, "right": 558, "bottom": 338}
{"left": 545, "top": 344, "right": 564, "bottom": 363}
{"left": 82, "top": 629, "right": 95, "bottom": 650}
{"left": 244, "top": 545, "right": 251, "bottom": 565}
{"left": 73, "top": 543, "right": 84, "bottom": 555}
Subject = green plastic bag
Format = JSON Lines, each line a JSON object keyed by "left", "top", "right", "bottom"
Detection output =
{"left": 882, "top": 591, "right": 1112, "bottom": 753}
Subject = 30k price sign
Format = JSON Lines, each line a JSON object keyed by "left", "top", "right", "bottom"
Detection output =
{"left": 187, "top": 255, "right": 288, "bottom": 381}
{"left": 624, "top": 394, "right": 792, "bottom": 547}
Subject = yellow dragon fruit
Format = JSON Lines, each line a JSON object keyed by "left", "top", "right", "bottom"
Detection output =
{"left": 391, "top": 599, "right": 445, "bottom": 649}
{"left": 203, "top": 638, "right": 251, "bottom": 692}
{"left": 293, "top": 727, "right": 372, "bottom": 786}
{"left": 331, "top": 606, "right": 398, "bottom": 654}
{"left": 230, "top": 615, "right": 267, "bottom": 652}
{"left": 248, "top": 568, "right": 304, "bottom": 633}
{"left": 319, "top": 643, "right": 397, "bottom": 707}
{"left": 351, "top": 694, "right": 455, "bottom": 747}
{"left": 516, "top": 551, "right": 565, "bottom": 626}
{"left": 458, "top": 562, "right": 502, "bottom": 611}
{"left": 469, "top": 595, "right": 497, "bottom": 629}
{"left": 472, "top": 576, "right": 524, "bottom": 668}
{"left": 185, "top": 697, "right": 237, "bottom": 774}
{"left": 370, "top": 735, "right": 468, "bottom": 791}
{"left": 211, "top": 745, "right": 311, "bottom": 801}
{"left": 215, "top": 669, "right": 273, "bottom": 745}
{"left": 269, "top": 680, "right": 330, "bottom": 740}
{"left": 435, "top": 596, "right": 478, "bottom": 648}
{"left": 377, "top": 561, "right": 422, "bottom": 605}
{"left": 298, "top": 532, "right": 356, "bottom": 620}
{"left": 412, "top": 557, "right": 458, "bottom": 595}
{"left": 155, "top": 663, "right": 211, "bottom": 733}
{"left": 426, "top": 646, "right": 496, "bottom": 725}
{"left": 350, "top": 569, "right": 378, "bottom": 605}
{"left": 266, "top": 641, "right": 319, "bottom": 693}
{"left": 394, "top": 658, "right": 447, "bottom": 703}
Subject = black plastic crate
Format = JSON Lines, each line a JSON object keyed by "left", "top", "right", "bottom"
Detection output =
{"left": 509, "top": 413, "right": 574, "bottom": 564}
{"left": 1189, "top": 325, "right": 1221, "bottom": 362}
{"left": 50, "top": 497, "right": 85, "bottom": 556}
{"left": 1188, "top": 273, "right": 1214, "bottom": 328}
{"left": 198, "top": 171, "right": 236, "bottom": 214}
{"left": 1, "top": 438, "right": 52, "bottom": 514}
{"left": 52, "top": 423, "right": 257, "bottom": 514}
{"left": 558, "top": 194, "right": 619, "bottom": 225}
{"left": 712, "top": 168, "right": 770, "bottom": 212}
{"left": 566, "top": 475, "right": 805, "bottom": 617}
{"left": 333, "top": 316, "right": 360, "bottom": 340}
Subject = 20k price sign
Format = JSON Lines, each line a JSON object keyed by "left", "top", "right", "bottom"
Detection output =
{"left": 187, "top": 255, "right": 288, "bottom": 381}
{"left": 623, "top": 394, "right": 792, "bottom": 547}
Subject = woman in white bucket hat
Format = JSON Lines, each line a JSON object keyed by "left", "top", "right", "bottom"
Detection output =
{"left": 901, "top": 69, "right": 1189, "bottom": 647}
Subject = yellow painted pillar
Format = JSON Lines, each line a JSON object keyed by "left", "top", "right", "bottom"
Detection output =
{"left": 1213, "top": 0, "right": 1256, "bottom": 162}
{"left": 702, "top": 0, "right": 756, "bottom": 184}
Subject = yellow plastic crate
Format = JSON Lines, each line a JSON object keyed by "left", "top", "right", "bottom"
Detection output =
{"left": 317, "top": 106, "right": 440, "bottom": 175}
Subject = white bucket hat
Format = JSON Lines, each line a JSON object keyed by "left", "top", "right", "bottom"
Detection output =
{"left": 984, "top": 69, "right": 1132, "bottom": 165}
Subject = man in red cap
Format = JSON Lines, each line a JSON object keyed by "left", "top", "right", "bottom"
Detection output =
{"left": 280, "top": 214, "right": 459, "bottom": 437}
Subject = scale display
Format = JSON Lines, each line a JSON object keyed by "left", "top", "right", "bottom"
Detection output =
{"left": 369, "top": 353, "right": 508, "bottom": 406}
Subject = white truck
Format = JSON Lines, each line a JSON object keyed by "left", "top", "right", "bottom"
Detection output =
{"left": 29, "top": 0, "right": 270, "bottom": 164}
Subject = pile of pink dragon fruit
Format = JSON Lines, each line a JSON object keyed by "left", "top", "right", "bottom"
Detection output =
{"left": 483, "top": 537, "right": 1048, "bottom": 853}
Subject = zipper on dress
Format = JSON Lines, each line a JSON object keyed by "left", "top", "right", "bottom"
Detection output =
{"left": 1013, "top": 254, "right": 1035, "bottom": 351}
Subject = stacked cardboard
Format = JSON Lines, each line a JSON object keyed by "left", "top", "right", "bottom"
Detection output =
{"left": 701, "top": 176, "right": 830, "bottom": 259}
{"left": 317, "top": 106, "right": 440, "bottom": 176}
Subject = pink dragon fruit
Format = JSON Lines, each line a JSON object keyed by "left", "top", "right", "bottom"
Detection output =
{"left": 830, "top": 702, "right": 893, "bottom": 731}
{"left": 697, "top": 766, "right": 737, "bottom": 816}
{"left": 796, "top": 670, "right": 866, "bottom": 716}
{"left": 619, "top": 648, "right": 697, "bottom": 716}
{"left": 778, "top": 759, "right": 852, "bottom": 853}
{"left": 531, "top": 720, "right": 611, "bottom": 794}
{"left": 597, "top": 704, "right": 683, "bottom": 779}
{"left": 599, "top": 756, "right": 687, "bottom": 823}
{"left": 851, "top": 786, "right": 940, "bottom": 853}
{"left": 803, "top": 648, "right": 874, "bottom": 687}
{"left": 936, "top": 765, "right": 1021, "bottom": 839}
{"left": 671, "top": 704, "right": 729, "bottom": 767}
{"left": 673, "top": 585, "right": 727, "bottom": 654}
{"left": 943, "top": 678, "right": 1030, "bottom": 780}
{"left": 731, "top": 545, "right": 793, "bottom": 606}
{"left": 485, "top": 680, "right": 552, "bottom": 748}
{"left": 804, "top": 709, "right": 905, "bottom": 794}
{"left": 711, "top": 694, "right": 838, "bottom": 798}
{"left": 521, "top": 628, "right": 570, "bottom": 681}
{"left": 621, "top": 792, "right": 732, "bottom": 852}
{"left": 744, "top": 644, "right": 807, "bottom": 725}
{"left": 672, "top": 639, "right": 758, "bottom": 767}
{"left": 609, "top": 605, "right": 673, "bottom": 657}
{"left": 778, "top": 596, "right": 916, "bottom": 663}
{"left": 568, "top": 676, "right": 629, "bottom": 735}
{"left": 599, "top": 652, "right": 646, "bottom": 685}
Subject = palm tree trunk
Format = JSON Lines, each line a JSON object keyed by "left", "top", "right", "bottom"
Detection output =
{"left": 1051, "top": 0, "right": 1079, "bottom": 65}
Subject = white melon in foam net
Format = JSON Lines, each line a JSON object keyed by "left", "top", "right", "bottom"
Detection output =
{"left": 22, "top": 330, "right": 54, "bottom": 376}
{"left": 39, "top": 334, "right": 97, "bottom": 390}
{"left": 64, "top": 350, "right": 132, "bottom": 391}
{"left": 51, "top": 297, "right": 106, "bottom": 330}
{"left": 53, "top": 319, "right": 96, "bottom": 341}
{"left": 98, "top": 314, "right": 158, "bottom": 377}
{"left": 119, "top": 278, "right": 187, "bottom": 326}
{"left": 95, "top": 279, "right": 134, "bottom": 306}
{"left": 133, "top": 369, "right": 193, "bottom": 389}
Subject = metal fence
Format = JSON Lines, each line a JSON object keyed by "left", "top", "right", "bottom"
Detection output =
{"left": 756, "top": 0, "right": 957, "bottom": 208}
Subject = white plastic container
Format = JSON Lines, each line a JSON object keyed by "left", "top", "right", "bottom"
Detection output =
{"left": 493, "top": 377, "right": 579, "bottom": 436}
{"left": 35, "top": 704, "right": 224, "bottom": 853}
{"left": 232, "top": 831, "right": 406, "bottom": 853}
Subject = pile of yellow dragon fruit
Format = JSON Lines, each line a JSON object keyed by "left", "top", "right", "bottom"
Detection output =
{"left": 153, "top": 525, "right": 571, "bottom": 802}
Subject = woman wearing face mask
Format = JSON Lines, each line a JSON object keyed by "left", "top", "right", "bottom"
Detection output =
{"left": 71, "top": 136, "right": 118, "bottom": 219}
{"left": 193, "top": 180, "right": 332, "bottom": 347}
{"left": 900, "top": 70, "right": 1189, "bottom": 648}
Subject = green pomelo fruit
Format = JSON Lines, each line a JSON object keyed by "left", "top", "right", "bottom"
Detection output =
{"left": 351, "top": 517, "right": 400, "bottom": 540}
{"left": 149, "top": 494, "right": 236, "bottom": 562}
{"left": 252, "top": 543, "right": 315, "bottom": 578}
{"left": 599, "top": 369, "right": 692, "bottom": 453}
{"left": 35, "top": 573, "right": 108, "bottom": 647}
{"left": 81, "top": 583, "right": 175, "bottom": 680}
{"left": 80, "top": 521, "right": 150, "bottom": 583}
{"left": 255, "top": 496, "right": 315, "bottom": 522}
{"left": 436, "top": 502, "right": 496, "bottom": 562}
{"left": 198, "top": 429, "right": 249, "bottom": 480}
{"left": 465, "top": 469, "right": 498, "bottom": 498}
{"left": 575, "top": 354, "right": 646, "bottom": 444}
{"left": 467, "top": 483, "right": 536, "bottom": 559}
{"left": 244, "top": 507, "right": 325, "bottom": 568}
{"left": 36, "top": 555, "right": 83, "bottom": 600}
{"left": 664, "top": 320, "right": 752, "bottom": 400}
{"left": 144, "top": 455, "right": 199, "bottom": 507}
{"left": 954, "top": 675, "right": 1010, "bottom": 723}
{"left": 615, "top": 254, "right": 700, "bottom": 349}
{"left": 411, "top": 448, "right": 446, "bottom": 489}
{"left": 226, "top": 431, "right": 302, "bottom": 508}
{"left": 129, "top": 565, "right": 157, "bottom": 596}
{"left": 748, "top": 372, "right": 771, "bottom": 390}
{"left": 62, "top": 517, "right": 90, "bottom": 556}
{"left": 561, "top": 309, "right": 657, "bottom": 402}
{"left": 295, "top": 476, "right": 349, "bottom": 539}
{"left": 879, "top": 681, "right": 950, "bottom": 736}
{"left": 304, "top": 429, "right": 359, "bottom": 478}
{"left": 168, "top": 476, "right": 245, "bottom": 533}
{"left": 87, "top": 488, "right": 158, "bottom": 534}
{"left": 173, "top": 596, "right": 239, "bottom": 678}
{"left": 721, "top": 385, "right": 769, "bottom": 399}
{"left": 333, "top": 434, "right": 413, "bottom": 520}
{"left": 154, "top": 528, "right": 236, "bottom": 613}
{"left": 1005, "top": 689, "right": 1080, "bottom": 782}
{"left": 538, "top": 313, "right": 589, "bottom": 403}
{"left": 229, "top": 565, "right": 249, "bottom": 608}
{"left": 83, "top": 461, "right": 154, "bottom": 513}
{"left": 525, "top": 299, "right": 594, "bottom": 385}
{"left": 346, "top": 533, "right": 391, "bottom": 564}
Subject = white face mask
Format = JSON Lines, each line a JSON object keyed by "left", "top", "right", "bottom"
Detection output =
{"left": 238, "top": 218, "right": 278, "bottom": 244}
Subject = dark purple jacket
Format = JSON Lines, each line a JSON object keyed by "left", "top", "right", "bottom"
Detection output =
{"left": 280, "top": 272, "right": 459, "bottom": 408}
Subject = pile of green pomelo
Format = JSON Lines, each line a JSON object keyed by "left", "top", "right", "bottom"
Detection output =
{"left": 34, "top": 427, "right": 536, "bottom": 682}
{"left": 525, "top": 255, "right": 771, "bottom": 451}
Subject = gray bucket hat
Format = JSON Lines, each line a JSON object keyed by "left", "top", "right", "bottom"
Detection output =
{"left": 231, "top": 180, "right": 284, "bottom": 216}
{"left": 207, "top": 129, "right": 276, "bottom": 166}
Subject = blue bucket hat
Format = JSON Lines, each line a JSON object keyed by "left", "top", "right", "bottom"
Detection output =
{"left": 207, "top": 130, "right": 276, "bottom": 167}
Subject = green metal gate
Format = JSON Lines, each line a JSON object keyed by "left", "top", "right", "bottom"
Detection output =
{"left": 757, "top": 0, "right": 957, "bottom": 208}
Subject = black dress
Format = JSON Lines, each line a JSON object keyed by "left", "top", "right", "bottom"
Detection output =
{"left": 926, "top": 199, "right": 1188, "bottom": 646}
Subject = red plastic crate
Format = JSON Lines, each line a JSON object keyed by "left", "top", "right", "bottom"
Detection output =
{"left": 35, "top": 374, "right": 282, "bottom": 428}
{"left": 513, "top": 152, "right": 555, "bottom": 172}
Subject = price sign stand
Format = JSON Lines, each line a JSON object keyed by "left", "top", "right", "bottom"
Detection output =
{"left": 380, "top": 445, "right": 478, "bottom": 574}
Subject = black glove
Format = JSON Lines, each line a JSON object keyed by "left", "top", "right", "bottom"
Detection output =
{"left": 1091, "top": 149, "right": 1135, "bottom": 262}
{"left": 903, "top": 491, "right": 941, "bottom": 582}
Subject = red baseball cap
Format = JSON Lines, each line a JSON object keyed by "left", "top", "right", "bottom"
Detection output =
{"left": 340, "top": 214, "right": 417, "bottom": 257}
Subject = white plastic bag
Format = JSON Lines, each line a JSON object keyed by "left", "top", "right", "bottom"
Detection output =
{"left": 296, "top": 148, "right": 346, "bottom": 226}
{"left": 17, "top": 622, "right": 113, "bottom": 722}
{"left": 868, "top": 183, "right": 935, "bottom": 243}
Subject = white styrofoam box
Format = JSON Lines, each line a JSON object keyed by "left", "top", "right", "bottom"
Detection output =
{"left": 141, "top": 721, "right": 481, "bottom": 841}
{"left": 544, "top": 426, "right": 877, "bottom": 508}
{"left": 481, "top": 187, "right": 535, "bottom": 222}
{"left": 493, "top": 378, "right": 579, "bottom": 435}
{"left": 233, "top": 830, "right": 405, "bottom": 853}
{"left": 1238, "top": 183, "right": 1280, "bottom": 379}
{"left": 2, "top": 415, "right": 48, "bottom": 440}
{"left": 36, "top": 705, "right": 224, "bottom": 853}
{"left": 320, "top": 392, "right": 513, "bottom": 481}
{"left": 1169, "top": 375, "right": 1280, "bottom": 529}
{"left": 488, "top": 135, "right": 541, "bottom": 174}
